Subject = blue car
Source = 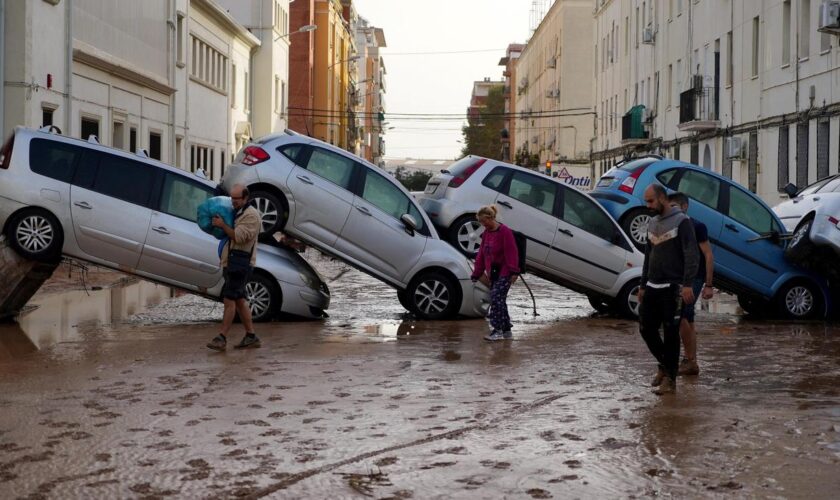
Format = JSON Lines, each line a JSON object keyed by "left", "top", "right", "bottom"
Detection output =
{"left": 591, "top": 157, "right": 830, "bottom": 319}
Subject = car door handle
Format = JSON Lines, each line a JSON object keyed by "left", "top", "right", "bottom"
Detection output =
{"left": 152, "top": 226, "right": 170, "bottom": 235}
{"left": 355, "top": 206, "right": 372, "bottom": 216}
{"left": 296, "top": 175, "right": 314, "bottom": 185}
{"left": 558, "top": 228, "right": 573, "bottom": 237}
{"left": 725, "top": 223, "right": 739, "bottom": 233}
{"left": 73, "top": 201, "right": 92, "bottom": 209}
{"left": 498, "top": 200, "right": 513, "bottom": 209}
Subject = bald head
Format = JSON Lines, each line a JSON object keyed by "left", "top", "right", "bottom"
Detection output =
{"left": 230, "top": 184, "right": 249, "bottom": 209}
{"left": 644, "top": 183, "right": 670, "bottom": 216}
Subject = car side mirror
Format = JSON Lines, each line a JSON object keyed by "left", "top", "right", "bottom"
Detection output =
{"left": 400, "top": 213, "right": 418, "bottom": 235}
{"left": 783, "top": 183, "right": 798, "bottom": 198}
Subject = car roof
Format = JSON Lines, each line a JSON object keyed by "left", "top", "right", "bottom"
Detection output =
{"left": 468, "top": 155, "right": 593, "bottom": 195}
{"left": 17, "top": 126, "right": 215, "bottom": 188}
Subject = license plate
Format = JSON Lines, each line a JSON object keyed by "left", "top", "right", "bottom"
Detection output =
{"left": 596, "top": 177, "right": 614, "bottom": 188}
{"left": 424, "top": 183, "right": 438, "bottom": 194}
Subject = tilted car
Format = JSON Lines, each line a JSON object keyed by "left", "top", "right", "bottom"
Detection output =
{"left": 773, "top": 175, "right": 840, "bottom": 270}
{"left": 417, "top": 155, "right": 644, "bottom": 317}
{"left": 0, "top": 127, "right": 329, "bottom": 321}
{"left": 219, "top": 131, "right": 489, "bottom": 320}
{"left": 591, "top": 157, "right": 831, "bottom": 319}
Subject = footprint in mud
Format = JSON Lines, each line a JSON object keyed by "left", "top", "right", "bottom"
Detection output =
{"left": 564, "top": 460, "right": 583, "bottom": 469}
{"left": 561, "top": 433, "right": 585, "bottom": 441}
{"left": 180, "top": 458, "right": 213, "bottom": 481}
{"left": 455, "top": 474, "right": 490, "bottom": 488}
{"left": 479, "top": 460, "right": 511, "bottom": 470}
{"left": 375, "top": 456, "right": 398, "bottom": 467}
{"left": 234, "top": 420, "right": 271, "bottom": 427}
{"left": 419, "top": 461, "right": 457, "bottom": 470}
{"left": 594, "top": 438, "right": 634, "bottom": 450}
{"left": 220, "top": 438, "right": 237, "bottom": 446}
{"left": 49, "top": 431, "right": 93, "bottom": 441}
{"left": 268, "top": 395, "right": 284, "bottom": 402}
{"left": 433, "top": 446, "right": 468, "bottom": 455}
{"left": 129, "top": 482, "right": 180, "bottom": 497}
{"left": 0, "top": 443, "right": 28, "bottom": 453}
{"left": 549, "top": 475, "right": 580, "bottom": 483}
{"left": 526, "top": 488, "right": 552, "bottom": 499}
{"left": 539, "top": 431, "right": 558, "bottom": 442}
{"left": 86, "top": 479, "right": 120, "bottom": 488}
{"left": 38, "top": 420, "right": 80, "bottom": 429}
{"left": 146, "top": 441, "right": 188, "bottom": 451}
{"left": 94, "top": 453, "right": 111, "bottom": 462}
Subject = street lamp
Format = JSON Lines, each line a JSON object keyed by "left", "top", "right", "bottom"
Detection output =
{"left": 274, "top": 24, "right": 317, "bottom": 42}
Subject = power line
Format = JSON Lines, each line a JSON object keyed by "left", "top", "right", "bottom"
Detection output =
{"left": 381, "top": 48, "right": 508, "bottom": 56}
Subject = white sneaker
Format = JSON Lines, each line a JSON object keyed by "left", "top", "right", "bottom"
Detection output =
{"left": 502, "top": 330, "right": 513, "bottom": 339}
{"left": 484, "top": 331, "right": 505, "bottom": 341}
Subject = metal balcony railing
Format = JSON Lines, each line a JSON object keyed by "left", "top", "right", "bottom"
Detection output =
{"left": 679, "top": 87, "right": 718, "bottom": 124}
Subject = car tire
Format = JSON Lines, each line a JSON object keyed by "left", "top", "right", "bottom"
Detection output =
{"left": 621, "top": 209, "right": 651, "bottom": 251}
{"left": 5, "top": 209, "right": 63, "bottom": 262}
{"left": 737, "top": 295, "right": 767, "bottom": 317}
{"left": 249, "top": 190, "right": 288, "bottom": 236}
{"left": 245, "top": 272, "right": 282, "bottom": 322}
{"left": 785, "top": 215, "right": 815, "bottom": 263}
{"left": 616, "top": 279, "right": 642, "bottom": 318}
{"left": 448, "top": 214, "right": 483, "bottom": 258}
{"left": 396, "top": 289, "right": 412, "bottom": 312}
{"left": 406, "top": 271, "right": 461, "bottom": 320}
{"left": 587, "top": 295, "right": 612, "bottom": 314}
{"left": 774, "top": 280, "right": 824, "bottom": 320}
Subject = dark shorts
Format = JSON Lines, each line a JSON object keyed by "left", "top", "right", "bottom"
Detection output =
{"left": 681, "top": 279, "right": 705, "bottom": 323}
{"left": 221, "top": 266, "right": 253, "bottom": 301}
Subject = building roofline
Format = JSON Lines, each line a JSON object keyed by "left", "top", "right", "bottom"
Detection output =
{"left": 193, "top": 0, "right": 261, "bottom": 47}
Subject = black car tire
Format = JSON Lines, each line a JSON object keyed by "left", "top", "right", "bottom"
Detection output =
{"left": 245, "top": 272, "right": 282, "bottom": 322}
{"left": 406, "top": 271, "right": 461, "bottom": 320}
{"left": 737, "top": 295, "right": 767, "bottom": 317}
{"left": 6, "top": 209, "right": 63, "bottom": 262}
{"left": 785, "top": 215, "right": 815, "bottom": 263}
{"left": 249, "top": 190, "right": 288, "bottom": 236}
{"left": 587, "top": 295, "right": 612, "bottom": 314}
{"left": 448, "top": 214, "right": 482, "bottom": 258}
{"left": 396, "top": 289, "right": 412, "bottom": 312}
{"left": 774, "top": 280, "right": 824, "bottom": 320}
{"left": 621, "top": 209, "right": 651, "bottom": 251}
{"left": 616, "top": 279, "right": 642, "bottom": 318}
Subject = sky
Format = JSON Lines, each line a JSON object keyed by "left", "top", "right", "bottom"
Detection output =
{"left": 352, "top": 0, "right": 533, "bottom": 160}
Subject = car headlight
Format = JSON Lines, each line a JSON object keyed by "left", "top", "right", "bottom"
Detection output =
{"left": 298, "top": 272, "right": 318, "bottom": 289}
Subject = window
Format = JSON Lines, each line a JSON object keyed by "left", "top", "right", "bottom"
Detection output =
{"left": 506, "top": 172, "right": 556, "bottom": 215}
{"left": 561, "top": 187, "right": 615, "bottom": 242}
{"left": 274, "top": 76, "right": 280, "bottom": 112}
{"left": 130, "top": 127, "right": 137, "bottom": 153}
{"left": 278, "top": 144, "right": 306, "bottom": 164}
{"left": 42, "top": 107, "right": 54, "bottom": 127}
{"left": 176, "top": 12, "right": 185, "bottom": 66}
{"left": 112, "top": 121, "right": 124, "bottom": 150}
{"left": 231, "top": 64, "right": 237, "bottom": 108}
{"left": 726, "top": 31, "right": 733, "bottom": 86}
{"left": 149, "top": 131, "right": 161, "bottom": 160}
{"left": 93, "top": 155, "right": 156, "bottom": 207}
{"left": 281, "top": 80, "right": 286, "bottom": 117}
{"left": 189, "top": 35, "right": 228, "bottom": 91}
{"left": 28, "top": 139, "right": 83, "bottom": 183}
{"left": 782, "top": 0, "right": 791, "bottom": 65}
{"left": 482, "top": 167, "right": 509, "bottom": 191}
{"left": 244, "top": 71, "right": 250, "bottom": 111}
{"left": 624, "top": 16, "right": 629, "bottom": 55}
{"left": 175, "top": 137, "right": 182, "bottom": 168}
{"left": 305, "top": 148, "right": 355, "bottom": 189}
{"left": 801, "top": 0, "right": 811, "bottom": 57}
{"left": 81, "top": 117, "right": 99, "bottom": 141}
{"left": 190, "top": 144, "right": 210, "bottom": 174}
{"left": 817, "top": 119, "right": 830, "bottom": 180}
{"left": 778, "top": 125, "right": 789, "bottom": 191}
{"left": 159, "top": 173, "right": 213, "bottom": 222}
{"left": 752, "top": 16, "right": 760, "bottom": 77}
{"left": 635, "top": 6, "right": 640, "bottom": 48}
{"left": 361, "top": 168, "right": 426, "bottom": 233}
{"left": 676, "top": 170, "right": 721, "bottom": 208}
{"left": 728, "top": 188, "right": 775, "bottom": 234}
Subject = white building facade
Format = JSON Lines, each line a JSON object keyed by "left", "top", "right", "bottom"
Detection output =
{"left": 593, "top": 0, "right": 840, "bottom": 205}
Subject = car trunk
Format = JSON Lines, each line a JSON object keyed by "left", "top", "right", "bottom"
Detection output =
{"left": 422, "top": 172, "right": 454, "bottom": 199}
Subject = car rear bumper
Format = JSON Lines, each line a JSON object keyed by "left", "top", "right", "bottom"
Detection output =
{"left": 418, "top": 197, "right": 465, "bottom": 229}
{"left": 812, "top": 215, "right": 840, "bottom": 256}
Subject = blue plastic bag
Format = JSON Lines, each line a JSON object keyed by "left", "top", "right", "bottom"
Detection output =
{"left": 197, "top": 196, "right": 234, "bottom": 240}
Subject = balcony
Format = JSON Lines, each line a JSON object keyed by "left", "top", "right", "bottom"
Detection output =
{"left": 677, "top": 87, "right": 720, "bottom": 132}
{"left": 621, "top": 105, "right": 651, "bottom": 146}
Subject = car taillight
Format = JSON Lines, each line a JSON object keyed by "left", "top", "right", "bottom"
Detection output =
{"left": 829, "top": 216, "right": 840, "bottom": 228}
{"left": 0, "top": 135, "right": 13, "bottom": 170}
{"left": 241, "top": 146, "right": 269, "bottom": 166}
{"left": 618, "top": 165, "right": 648, "bottom": 194}
{"left": 448, "top": 158, "right": 487, "bottom": 188}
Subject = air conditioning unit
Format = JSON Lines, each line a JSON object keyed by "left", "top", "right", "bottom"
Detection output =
{"left": 819, "top": 1, "right": 840, "bottom": 34}
{"left": 726, "top": 136, "right": 746, "bottom": 159}
{"left": 642, "top": 26, "right": 655, "bottom": 44}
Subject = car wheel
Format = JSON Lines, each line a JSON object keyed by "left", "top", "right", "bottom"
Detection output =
{"left": 785, "top": 215, "right": 815, "bottom": 262}
{"left": 737, "top": 295, "right": 766, "bottom": 317}
{"left": 616, "top": 279, "right": 642, "bottom": 318}
{"left": 587, "top": 295, "right": 612, "bottom": 314}
{"left": 249, "top": 190, "right": 288, "bottom": 236}
{"left": 407, "top": 271, "right": 461, "bottom": 320}
{"left": 448, "top": 214, "right": 483, "bottom": 258}
{"left": 621, "top": 209, "right": 651, "bottom": 251}
{"left": 245, "top": 273, "right": 282, "bottom": 322}
{"left": 6, "top": 209, "right": 63, "bottom": 262}
{"left": 774, "top": 280, "right": 824, "bottom": 320}
{"left": 396, "top": 289, "right": 412, "bottom": 312}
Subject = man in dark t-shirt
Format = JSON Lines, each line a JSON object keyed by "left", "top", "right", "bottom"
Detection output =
{"left": 669, "top": 193, "right": 715, "bottom": 376}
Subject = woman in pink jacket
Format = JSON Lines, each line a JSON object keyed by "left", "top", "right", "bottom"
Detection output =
{"left": 471, "top": 205, "right": 520, "bottom": 341}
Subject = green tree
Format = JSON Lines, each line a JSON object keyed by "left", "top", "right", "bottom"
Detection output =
{"left": 391, "top": 166, "right": 433, "bottom": 191}
{"left": 461, "top": 85, "right": 505, "bottom": 160}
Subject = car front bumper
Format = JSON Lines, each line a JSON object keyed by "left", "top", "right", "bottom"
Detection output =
{"left": 458, "top": 279, "right": 490, "bottom": 318}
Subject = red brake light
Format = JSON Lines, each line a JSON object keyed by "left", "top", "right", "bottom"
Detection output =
{"left": 618, "top": 165, "right": 648, "bottom": 194}
{"left": 829, "top": 216, "right": 840, "bottom": 226}
{"left": 0, "top": 135, "right": 13, "bottom": 170}
{"left": 241, "top": 146, "right": 269, "bottom": 166}
{"left": 448, "top": 158, "right": 487, "bottom": 188}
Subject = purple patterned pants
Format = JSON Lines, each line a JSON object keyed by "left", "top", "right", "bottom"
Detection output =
{"left": 489, "top": 276, "right": 513, "bottom": 332}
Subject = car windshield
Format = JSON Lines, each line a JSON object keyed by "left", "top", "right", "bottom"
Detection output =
{"left": 616, "top": 157, "right": 658, "bottom": 173}
{"left": 798, "top": 175, "right": 837, "bottom": 195}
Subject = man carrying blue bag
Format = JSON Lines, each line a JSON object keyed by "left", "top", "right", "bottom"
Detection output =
{"left": 203, "top": 184, "right": 263, "bottom": 351}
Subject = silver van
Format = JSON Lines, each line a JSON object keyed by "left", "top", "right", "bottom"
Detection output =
{"left": 0, "top": 127, "right": 329, "bottom": 321}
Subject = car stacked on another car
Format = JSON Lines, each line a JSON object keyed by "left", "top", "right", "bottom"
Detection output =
{"left": 591, "top": 156, "right": 831, "bottom": 319}
{"left": 219, "top": 131, "right": 489, "bottom": 320}
{"left": 0, "top": 127, "right": 330, "bottom": 322}
{"left": 417, "top": 156, "right": 645, "bottom": 317}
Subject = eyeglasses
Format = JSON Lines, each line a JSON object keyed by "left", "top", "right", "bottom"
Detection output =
{"left": 231, "top": 195, "right": 246, "bottom": 200}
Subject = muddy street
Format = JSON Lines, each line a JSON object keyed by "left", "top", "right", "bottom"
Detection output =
{"left": 1, "top": 253, "right": 839, "bottom": 498}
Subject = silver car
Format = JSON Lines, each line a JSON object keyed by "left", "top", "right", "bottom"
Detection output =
{"left": 220, "top": 131, "right": 489, "bottom": 320}
{"left": 417, "top": 156, "right": 644, "bottom": 317}
{"left": 774, "top": 177, "right": 840, "bottom": 266}
{"left": 0, "top": 127, "right": 329, "bottom": 321}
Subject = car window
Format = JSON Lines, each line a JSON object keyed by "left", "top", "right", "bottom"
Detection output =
{"left": 507, "top": 171, "right": 556, "bottom": 215}
{"left": 676, "top": 170, "right": 720, "bottom": 208}
{"left": 305, "top": 147, "right": 355, "bottom": 189}
{"left": 160, "top": 173, "right": 213, "bottom": 222}
{"left": 92, "top": 154, "right": 157, "bottom": 207}
{"left": 799, "top": 176, "right": 834, "bottom": 195}
{"left": 362, "top": 168, "right": 427, "bottom": 233}
{"left": 29, "top": 139, "right": 84, "bottom": 183}
{"left": 278, "top": 144, "right": 305, "bottom": 165}
{"left": 817, "top": 176, "right": 840, "bottom": 193}
{"left": 728, "top": 187, "right": 776, "bottom": 234}
{"left": 655, "top": 168, "right": 679, "bottom": 188}
{"left": 482, "top": 167, "right": 508, "bottom": 191}
{"left": 562, "top": 187, "right": 616, "bottom": 242}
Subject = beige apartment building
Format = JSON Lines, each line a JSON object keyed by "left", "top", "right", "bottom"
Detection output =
{"left": 513, "top": 0, "right": 595, "bottom": 185}
{"left": 355, "top": 16, "right": 387, "bottom": 165}
{"left": 593, "top": 0, "right": 840, "bottom": 204}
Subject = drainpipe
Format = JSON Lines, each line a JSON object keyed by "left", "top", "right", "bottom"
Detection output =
{"left": 0, "top": 0, "right": 5, "bottom": 139}
{"left": 64, "top": 0, "right": 73, "bottom": 135}
{"left": 167, "top": 0, "right": 176, "bottom": 164}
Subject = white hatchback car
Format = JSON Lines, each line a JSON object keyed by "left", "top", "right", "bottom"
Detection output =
{"left": 219, "top": 132, "right": 489, "bottom": 320}
{"left": 774, "top": 177, "right": 840, "bottom": 267}
{"left": 417, "top": 156, "right": 644, "bottom": 317}
{"left": 0, "top": 127, "right": 329, "bottom": 322}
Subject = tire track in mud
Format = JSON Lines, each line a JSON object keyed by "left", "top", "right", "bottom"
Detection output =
{"left": 244, "top": 392, "right": 567, "bottom": 498}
